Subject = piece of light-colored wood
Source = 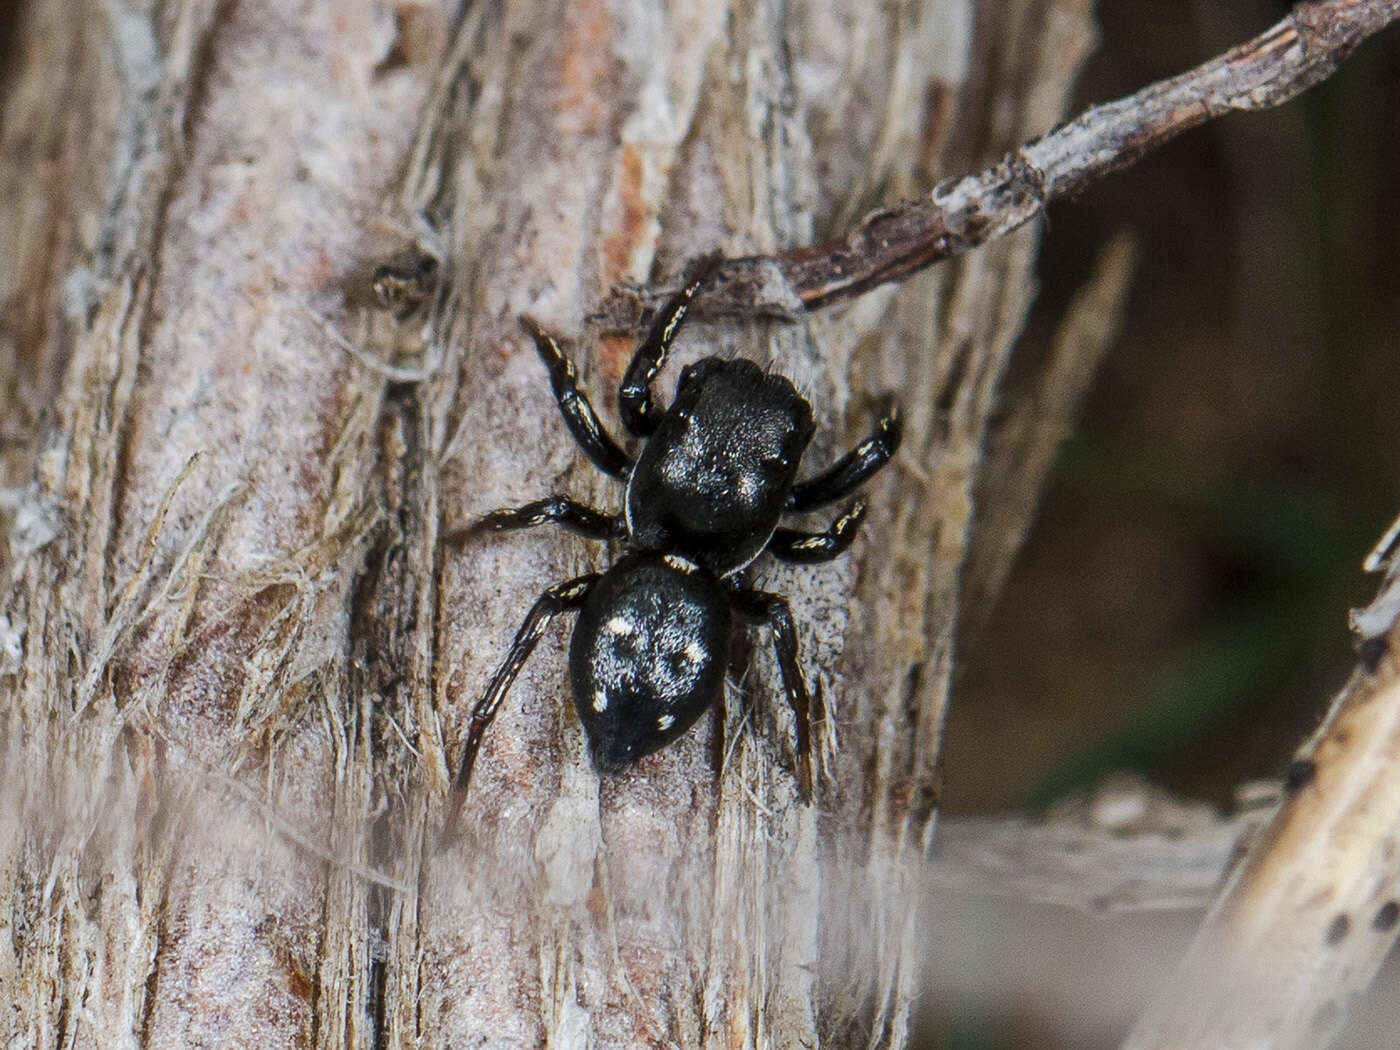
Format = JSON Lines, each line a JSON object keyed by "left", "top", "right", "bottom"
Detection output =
{"left": 931, "top": 773, "right": 1272, "bottom": 915}
{"left": 1122, "top": 555, "right": 1400, "bottom": 1050}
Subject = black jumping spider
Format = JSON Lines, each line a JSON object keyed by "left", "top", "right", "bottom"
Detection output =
{"left": 447, "top": 258, "right": 901, "bottom": 828}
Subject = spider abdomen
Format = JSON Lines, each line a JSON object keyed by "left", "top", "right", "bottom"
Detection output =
{"left": 568, "top": 552, "right": 732, "bottom": 773}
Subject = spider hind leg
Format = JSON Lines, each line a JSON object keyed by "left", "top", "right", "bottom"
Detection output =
{"left": 443, "top": 572, "right": 599, "bottom": 842}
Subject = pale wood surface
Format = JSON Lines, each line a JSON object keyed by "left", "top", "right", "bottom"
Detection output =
{"left": 0, "top": 1, "right": 1105, "bottom": 1046}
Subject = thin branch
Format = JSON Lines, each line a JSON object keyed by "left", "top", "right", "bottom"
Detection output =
{"left": 592, "top": 0, "right": 1400, "bottom": 329}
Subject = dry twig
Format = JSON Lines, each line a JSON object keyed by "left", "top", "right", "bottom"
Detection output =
{"left": 594, "top": 0, "right": 1400, "bottom": 328}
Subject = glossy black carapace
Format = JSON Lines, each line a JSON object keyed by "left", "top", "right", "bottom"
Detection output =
{"left": 446, "top": 258, "right": 900, "bottom": 830}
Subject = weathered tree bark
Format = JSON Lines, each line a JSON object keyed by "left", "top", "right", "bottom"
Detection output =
{"left": 0, "top": 1, "right": 1104, "bottom": 1045}
{"left": 0, "top": 0, "right": 1143, "bottom": 1046}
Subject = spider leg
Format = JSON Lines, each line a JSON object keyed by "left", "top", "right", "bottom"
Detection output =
{"left": 731, "top": 589, "right": 815, "bottom": 802}
{"left": 787, "top": 406, "right": 902, "bottom": 512}
{"left": 767, "top": 500, "right": 866, "bottom": 564}
{"left": 519, "top": 316, "right": 633, "bottom": 479}
{"left": 443, "top": 573, "right": 599, "bottom": 841}
{"left": 445, "top": 496, "right": 625, "bottom": 547}
{"left": 618, "top": 254, "right": 722, "bottom": 438}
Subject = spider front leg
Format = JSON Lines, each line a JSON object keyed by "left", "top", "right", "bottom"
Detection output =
{"left": 443, "top": 572, "right": 599, "bottom": 841}
{"left": 768, "top": 500, "right": 867, "bottom": 564}
{"left": 618, "top": 255, "right": 722, "bottom": 437}
{"left": 519, "top": 316, "right": 633, "bottom": 478}
{"left": 788, "top": 405, "right": 902, "bottom": 512}
{"left": 445, "top": 496, "right": 626, "bottom": 547}
{"left": 731, "top": 589, "right": 816, "bottom": 801}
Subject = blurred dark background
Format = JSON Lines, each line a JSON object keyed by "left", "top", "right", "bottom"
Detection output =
{"left": 948, "top": 0, "right": 1400, "bottom": 817}
{"left": 926, "top": 2, "right": 1400, "bottom": 1048}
